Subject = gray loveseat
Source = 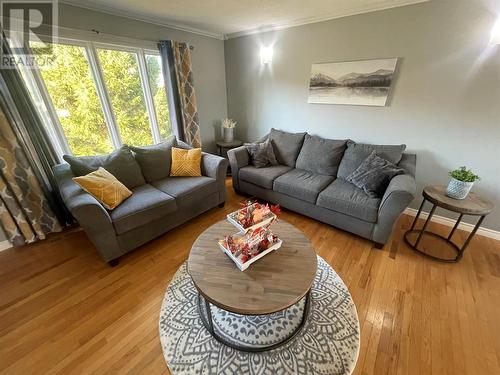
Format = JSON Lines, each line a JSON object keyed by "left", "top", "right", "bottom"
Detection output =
{"left": 54, "top": 139, "right": 228, "bottom": 265}
{"left": 228, "top": 129, "right": 416, "bottom": 247}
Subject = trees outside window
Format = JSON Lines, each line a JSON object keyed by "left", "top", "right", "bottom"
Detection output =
{"left": 26, "top": 39, "right": 171, "bottom": 157}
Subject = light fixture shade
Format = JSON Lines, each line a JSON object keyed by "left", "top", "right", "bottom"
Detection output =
{"left": 260, "top": 46, "right": 273, "bottom": 64}
{"left": 491, "top": 18, "right": 500, "bottom": 44}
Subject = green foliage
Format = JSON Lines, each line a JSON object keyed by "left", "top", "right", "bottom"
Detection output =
{"left": 34, "top": 43, "right": 171, "bottom": 156}
{"left": 449, "top": 166, "right": 480, "bottom": 182}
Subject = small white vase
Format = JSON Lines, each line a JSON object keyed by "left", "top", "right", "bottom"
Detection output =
{"left": 445, "top": 178, "right": 474, "bottom": 200}
{"left": 223, "top": 127, "right": 234, "bottom": 143}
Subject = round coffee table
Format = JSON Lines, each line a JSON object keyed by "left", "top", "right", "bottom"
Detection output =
{"left": 404, "top": 185, "right": 494, "bottom": 262}
{"left": 187, "top": 219, "right": 317, "bottom": 352}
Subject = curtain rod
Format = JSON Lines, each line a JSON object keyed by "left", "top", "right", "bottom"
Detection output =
{"left": 90, "top": 28, "right": 194, "bottom": 49}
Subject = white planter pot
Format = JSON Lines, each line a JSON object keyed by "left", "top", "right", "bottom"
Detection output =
{"left": 446, "top": 178, "right": 474, "bottom": 200}
{"left": 223, "top": 127, "right": 234, "bottom": 143}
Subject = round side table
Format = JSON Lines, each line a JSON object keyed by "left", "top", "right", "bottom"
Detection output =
{"left": 216, "top": 140, "right": 243, "bottom": 156}
{"left": 216, "top": 140, "right": 243, "bottom": 176}
{"left": 404, "top": 185, "right": 493, "bottom": 263}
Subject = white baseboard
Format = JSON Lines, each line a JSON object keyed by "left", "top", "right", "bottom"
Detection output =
{"left": 0, "top": 240, "right": 12, "bottom": 252}
{"left": 404, "top": 208, "right": 500, "bottom": 241}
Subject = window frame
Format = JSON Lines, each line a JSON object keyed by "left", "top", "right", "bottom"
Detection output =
{"left": 24, "top": 32, "right": 168, "bottom": 156}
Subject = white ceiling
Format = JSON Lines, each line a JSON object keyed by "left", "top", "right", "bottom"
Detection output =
{"left": 62, "top": 0, "right": 430, "bottom": 39}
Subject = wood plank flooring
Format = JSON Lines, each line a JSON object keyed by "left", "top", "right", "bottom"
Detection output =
{"left": 1, "top": 179, "right": 499, "bottom": 374}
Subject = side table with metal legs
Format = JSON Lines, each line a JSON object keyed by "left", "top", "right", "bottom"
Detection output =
{"left": 404, "top": 185, "right": 493, "bottom": 263}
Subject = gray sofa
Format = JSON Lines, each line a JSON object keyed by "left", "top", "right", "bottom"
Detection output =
{"left": 54, "top": 140, "right": 228, "bottom": 265}
{"left": 228, "top": 130, "right": 416, "bottom": 247}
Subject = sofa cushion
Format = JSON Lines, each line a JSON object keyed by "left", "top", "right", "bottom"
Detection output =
{"left": 295, "top": 134, "right": 347, "bottom": 176}
{"left": 239, "top": 165, "right": 292, "bottom": 189}
{"left": 337, "top": 141, "right": 406, "bottom": 179}
{"left": 317, "top": 179, "right": 381, "bottom": 222}
{"left": 130, "top": 135, "right": 177, "bottom": 182}
{"left": 152, "top": 176, "right": 217, "bottom": 203}
{"left": 273, "top": 169, "right": 334, "bottom": 203}
{"left": 110, "top": 184, "right": 177, "bottom": 234}
{"left": 63, "top": 145, "right": 145, "bottom": 189}
{"left": 269, "top": 128, "right": 307, "bottom": 167}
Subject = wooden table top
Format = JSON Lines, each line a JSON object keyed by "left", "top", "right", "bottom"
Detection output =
{"left": 423, "top": 185, "right": 494, "bottom": 215}
{"left": 216, "top": 140, "right": 243, "bottom": 148}
{"left": 187, "top": 220, "right": 318, "bottom": 315}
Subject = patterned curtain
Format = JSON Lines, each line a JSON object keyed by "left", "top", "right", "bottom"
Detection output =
{"left": 158, "top": 41, "right": 201, "bottom": 148}
{"left": 0, "top": 31, "right": 71, "bottom": 226}
{"left": 0, "top": 105, "right": 62, "bottom": 246}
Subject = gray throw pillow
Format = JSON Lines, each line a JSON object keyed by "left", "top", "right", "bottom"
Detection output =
{"left": 245, "top": 138, "right": 278, "bottom": 168}
{"left": 269, "top": 128, "right": 306, "bottom": 167}
{"left": 63, "top": 145, "right": 145, "bottom": 189}
{"left": 337, "top": 140, "right": 406, "bottom": 179}
{"left": 346, "top": 151, "right": 404, "bottom": 197}
{"left": 295, "top": 134, "right": 347, "bottom": 176}
{"left": 130, "top": 135, "right": 177, "bottom": 182}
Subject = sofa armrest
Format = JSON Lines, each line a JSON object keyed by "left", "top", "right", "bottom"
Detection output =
{"left": 53, "top": 163, "right": 122, "bottom": 262}
{"left": 202, "top": 153, "right": 228, "bottom": 204}
{"left": 202, "top": 152, "right": 228, "bottom": 179}
{"left": 372, "top": 174, "right": 417, "bottom": 244}
{"left": 227, "top": 146, "right": 249, "bottom": 191}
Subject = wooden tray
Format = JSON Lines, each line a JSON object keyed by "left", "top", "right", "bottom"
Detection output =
{"left": 218, "top": 236, "right": 282, "bottom": 271}
{"left": 226, "top": 209, "right": 277, "bottom": 234}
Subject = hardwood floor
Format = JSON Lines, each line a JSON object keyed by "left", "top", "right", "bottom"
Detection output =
{"left": 1, "top": 179, "right": 499, "bottom": 374}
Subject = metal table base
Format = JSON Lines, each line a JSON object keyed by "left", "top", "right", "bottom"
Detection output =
{"left": 404, "top": 198, "right": 486, "bottom": 263}
{"left": 197, "top": 291, "right": 312, "bottom": 352}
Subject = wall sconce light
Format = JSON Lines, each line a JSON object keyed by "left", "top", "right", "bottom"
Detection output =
{"left": 491, "top": 18, "right": 500, "bottom": 45}
{"left": 260, "top": 46, "right": 273, "bottom": 64}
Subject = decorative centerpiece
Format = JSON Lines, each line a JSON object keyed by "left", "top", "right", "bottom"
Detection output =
{"left": 446, "top": 166, "right": 480, "bottom": 200}
{"left": 221, "top": 118, "right": 236, "bottom": 143}
{"left": 227, "top": 201, "right": 279, "bottom": 233}
{"left": 221, "top": 201, "right": 282, "bottom": 270}
{"left": 218, "top": 227, "right": 282, "bottom": 271}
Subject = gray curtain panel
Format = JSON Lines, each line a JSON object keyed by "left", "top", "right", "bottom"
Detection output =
{"left": 158, "top": 40, "right": 201, "bottom": 148}
{"left": 0, "top": 32, "right": 71, "bottom": 226}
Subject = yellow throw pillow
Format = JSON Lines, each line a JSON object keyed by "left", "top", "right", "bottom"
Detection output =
{"left": 73, "top": 167, "right": 132, "bottom": 210}
{"left": 170, "top": 147, "right": 202, "bottom": 177}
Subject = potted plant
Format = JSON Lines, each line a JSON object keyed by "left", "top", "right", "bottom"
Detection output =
{"left": 446, "top": 166, "right": 480, "bottom": 199}
{"left": 222, "top": 118, "right": 236, "bottom": 143}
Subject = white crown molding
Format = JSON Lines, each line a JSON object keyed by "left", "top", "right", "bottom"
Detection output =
{"left": 60, "top": 0, "right": 430, "bottom": 41}
{"left": 225, "top": 0, "right": 430, "bottom": 39}
{"left": 0, "top": 240, "right": 12, "bottom": 252}
{"left": 404, "top": 208, "right": 500, "bottom": 241}
{"left": 60, "top": 0, "right": 225, "bottom": 40}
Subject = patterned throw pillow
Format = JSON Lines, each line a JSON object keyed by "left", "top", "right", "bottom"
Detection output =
{"left": 170, "top": 147, "right": 202, "bottom": 177}
{"left": 244, "top": 138, "right": 278, "bottom": 168}
{"left": 346, "top": 151, "right": 404, "bottom": 197}
{"left": 73, "top": 167, "right": 132, "bottom": 210}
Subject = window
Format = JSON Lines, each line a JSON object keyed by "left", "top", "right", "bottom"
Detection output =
{"left": 34, "top": 42, "right": 113, "bottom": 156}
{"left": 21, "top": 36, "right": 172, "bottom": 157}
{"left": 97, "top": 48, "right": 152, "bottom": 147}
{"left": 145, "top": 54, "right": 171, "bottom": 139}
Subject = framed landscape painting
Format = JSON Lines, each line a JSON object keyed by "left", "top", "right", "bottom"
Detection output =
{"left": 308, "top": 58, "right": 398, "bottom": 106}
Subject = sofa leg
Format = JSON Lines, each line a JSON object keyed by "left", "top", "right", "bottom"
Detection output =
{"left": 373, "top": 242, "right": 385, "bottom": 249}
{"left": 218, "top": 202, "right": 225, "bottom": 208}
{"left": 108, "top": 259, "right": 119, "bottom": 267}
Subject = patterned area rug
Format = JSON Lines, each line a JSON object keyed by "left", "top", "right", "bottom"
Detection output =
{"left": 159, "top": 256, "right": 360, "bottom": 374}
